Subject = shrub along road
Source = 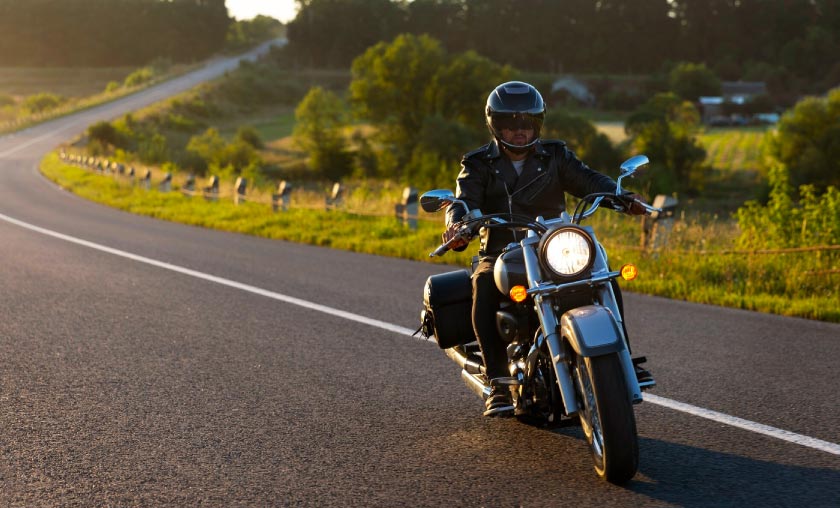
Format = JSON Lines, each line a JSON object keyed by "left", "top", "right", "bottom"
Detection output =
{"left": 0, "top": 46, "right": 838, "bottom": 505}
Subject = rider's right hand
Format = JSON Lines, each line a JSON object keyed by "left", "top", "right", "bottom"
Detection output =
{"left": 443, "top": 225, "right": 470, "bottom": 250}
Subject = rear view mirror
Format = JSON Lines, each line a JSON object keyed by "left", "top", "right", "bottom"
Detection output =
{"left": 420, "top": 189, "right": 457, "bottom": 213}
{"left": 617, "top": 155, "right": 649, "bottom": 194}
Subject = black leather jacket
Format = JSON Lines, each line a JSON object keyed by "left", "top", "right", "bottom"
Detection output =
{"left": 446, "top": 139, "right": 617, "bottom": 256}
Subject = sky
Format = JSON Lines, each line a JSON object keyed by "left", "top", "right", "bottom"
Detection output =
{"left": 226, "top": 0, "right": 298, "bottom": 23}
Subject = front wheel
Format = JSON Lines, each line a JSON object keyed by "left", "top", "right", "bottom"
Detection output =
{"left": 573, "top": 353, "right": 639, "bottom": 484}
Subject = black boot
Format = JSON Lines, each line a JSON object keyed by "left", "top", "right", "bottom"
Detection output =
{"left": 483, "top": 385, "right": 514, "bottom": 417}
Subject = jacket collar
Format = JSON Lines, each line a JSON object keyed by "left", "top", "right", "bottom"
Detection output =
{"left": 485, "top": 139, "right": 549, "bottom": 160}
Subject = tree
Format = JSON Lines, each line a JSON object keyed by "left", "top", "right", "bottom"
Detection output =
{"left": 293, "top": 87, "right": 353, "bottom": 180}
{"left": 625, "top": 92, "right": 707, "bottom": 195}
{"left": 405, "top": 115, "right": 481, "bottom": 189}
{"left": 543, "top": 111, "right": 623, "bottom": 176}
{"left": 765, "top": 87, "right": 840, "bottom": 191}
{"left": 226, "top": 15, "right": 282, "bottom": 51}
{"left": 427, "top": 50, "right": 512, "bottom": 133}
{"left": 668, "top": 62, "right": 721, "bottom": 101}
{"left": 0, "top": 0, "right": 230, "bottom": 66}
{"left": 349, "top": 34, "right": 508, "bottom": 179}
{"left": 287, "top": 0, "right": 405, "bottom": 67}
{"left": 350, "top": 34, "right": 446, "bottom": 151}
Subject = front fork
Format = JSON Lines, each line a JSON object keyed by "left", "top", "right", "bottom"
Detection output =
{"left": 520, "top": 236, "right": 580, "bottom": 415}
{"left": 533, "top": 295, "right": 580, "bottom": 415}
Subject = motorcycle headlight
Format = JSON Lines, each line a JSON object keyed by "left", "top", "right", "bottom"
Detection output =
{"left": 540, "top": 227, "right": 595, "bottom": 279}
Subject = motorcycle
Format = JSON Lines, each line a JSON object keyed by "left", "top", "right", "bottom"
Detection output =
{"left": 419, "top": 155, "right": 658, "bottom": 484}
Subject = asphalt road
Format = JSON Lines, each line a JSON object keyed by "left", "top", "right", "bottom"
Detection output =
{"left": 0, "top": 46, "right": 838, "bottom": 507}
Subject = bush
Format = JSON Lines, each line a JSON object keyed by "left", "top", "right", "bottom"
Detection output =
{"left": 625, "top": 93, "right": 707, "bottom": 195}
{"left": 87, "top": 121, "right": 121, "bottom": 147}
{"left": 22, "top": 93, "right": 65, "bottom": 114}
{"left": 737, "top": 165, "right": 840, "bottom": 249}
{"left": 764, "top": 87, "right": 840, "bottom": 191}
{"left": 235, "top": 125, "right": 263, "bottom": 149}
{"left": 124, "top": 67, "right": 155, "bottom": 88}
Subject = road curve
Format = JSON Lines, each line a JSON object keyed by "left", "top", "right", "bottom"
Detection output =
{"left": 0, "top": 46, "right": 838, "bottom": 506}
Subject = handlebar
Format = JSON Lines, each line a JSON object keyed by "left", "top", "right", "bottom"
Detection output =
{"left": 428, "top": 193, "right": 661, "bottom": 257}
{"left": 576, "top": 193, "right": 661, "bottom": 221}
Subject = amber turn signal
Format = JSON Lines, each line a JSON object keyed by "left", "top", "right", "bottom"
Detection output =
{"left": 620, "top": 264, "right": 638, "bottom": 281}
{"left": 509, "top": 285, "right": 528, "bottom": 303}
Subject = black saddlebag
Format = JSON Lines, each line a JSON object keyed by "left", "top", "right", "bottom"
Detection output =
{"left": 422, "top": 269, "right": 476, "bottom": 349}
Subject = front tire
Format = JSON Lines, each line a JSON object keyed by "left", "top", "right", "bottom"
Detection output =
{"left": 573, "top": 353, "right": 638, "bottom": 484}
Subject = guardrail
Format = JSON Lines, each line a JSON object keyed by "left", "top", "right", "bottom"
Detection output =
{"left": 59, "top": 150, "right": 425, "bottom": 229}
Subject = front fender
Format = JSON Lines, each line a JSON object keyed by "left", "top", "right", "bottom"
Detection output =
{"left": 560, "top": 305, "right": 624, "bottom": 357}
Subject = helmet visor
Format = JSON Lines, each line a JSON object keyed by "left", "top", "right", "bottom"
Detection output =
{"left": 490, "top": 112, "right": 543, "bottom": 134}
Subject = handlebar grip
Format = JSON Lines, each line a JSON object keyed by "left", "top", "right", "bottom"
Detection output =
{"left": 639, "top": 201, "right": 663, "bottom": 214}
{"left": 429, "top": 243, "right": 451, "bottom": 257}
{"left": 430, "top": 227, "right": 472, "bottom": 257}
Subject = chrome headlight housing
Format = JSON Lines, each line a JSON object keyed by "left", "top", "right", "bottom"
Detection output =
{"left": 539, "top": 226, "right": 595, "bottom": 279}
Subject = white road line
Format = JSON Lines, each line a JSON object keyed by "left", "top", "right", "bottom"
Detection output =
{"left": 0, "top": 122, "right": 77, "bottom": 157}
{"left": 2, "top": 211, "right": 839, "bottom": 457}
{"left": 644, "top": 394, "right": 840, "bottom": 456}
{"left": 0, "top": 212, "right": 422, "bottom": 340}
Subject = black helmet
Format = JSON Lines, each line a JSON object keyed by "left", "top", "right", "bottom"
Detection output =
{"left": 485, "top": 81, "right": 546, "bottom": 153}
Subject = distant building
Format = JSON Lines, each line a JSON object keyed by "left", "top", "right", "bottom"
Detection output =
{"left": 551, "top": 77, "right": 595, "bottom": 106}
{"left": 721, "top": 81, "right": 768, "bottom": 103}
{"left": 699, "top": 81, "right": 771, "bottom": 125}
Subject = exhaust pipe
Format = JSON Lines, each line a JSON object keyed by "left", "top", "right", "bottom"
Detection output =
{"left": 446, "top": 347, "right": 483, "bottom": 375}
{"left": 460, "top": 369, "right": 491, "bottom": 399}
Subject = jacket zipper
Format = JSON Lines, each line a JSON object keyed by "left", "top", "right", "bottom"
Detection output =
{"left": 504, "top": 170, "right": 549, "bottom": 242}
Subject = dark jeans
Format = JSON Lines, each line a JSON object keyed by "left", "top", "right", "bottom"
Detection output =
{"left": 471, "top": 259, "right": 508, "bottom": 379}
{"left": 471, "top": 258, "right": 631, "bottom": 380}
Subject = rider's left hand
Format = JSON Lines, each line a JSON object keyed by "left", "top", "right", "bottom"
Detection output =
{"left": 625, "top": 193, "right": 649, "bottom": 216}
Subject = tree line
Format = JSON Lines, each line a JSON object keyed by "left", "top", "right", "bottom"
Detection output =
{"left": 291, "top": 34, "right": 710, "bottom": 195}
{"left": 0, "top": 0, "right": 230, "bottom": 66}
{"left": 286, "top": 0, "right": 840, "bottom": 101}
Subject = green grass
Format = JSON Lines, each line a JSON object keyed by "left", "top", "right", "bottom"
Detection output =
{"left": 217, "top": 107, "right": 296, "bottom": 141}
{"left": 41, "top": 151, "right": 840, "bottom": 323}
{"left": 699, "top": 126, "right": 768, "bottom": 174}
{"left": 41, "top": 152, "right": 470, "bottom": 266}
{"left": 689, "top": 126, "right": 770, "bottom": 211}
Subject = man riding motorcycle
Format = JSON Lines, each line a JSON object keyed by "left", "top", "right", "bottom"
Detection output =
{"left": 442, "top": 81, "right": 647, "bottom": 416}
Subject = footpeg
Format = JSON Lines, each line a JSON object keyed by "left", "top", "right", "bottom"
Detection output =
{"left": 490, "top": 376, "right": 521, "bottom": 387}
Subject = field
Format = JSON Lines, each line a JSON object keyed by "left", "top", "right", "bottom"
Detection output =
{"left": 699, "top": 126, "right": 768, "bottom": 174}
{"left": 0, "top": 64, "right": 194, "bottom": 134}
{"left": 0, "top": 66, "right": 138, "bottom": 98}
{"left": 693, "top": 126, "right": 769, "bottom": 211}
